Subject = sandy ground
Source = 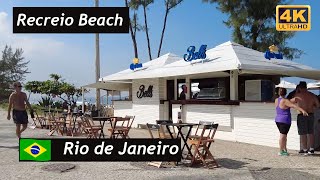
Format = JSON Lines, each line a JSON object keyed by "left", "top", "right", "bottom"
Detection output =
{"left": 0, "top": 109, "right": 320, "bottom": 180}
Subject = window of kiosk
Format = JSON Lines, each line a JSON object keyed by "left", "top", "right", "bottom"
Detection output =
{"left": 238, "top": 75, "right": 278, "bottom": 102}
{"left": 191, "top": 78, "right": 229, "bottom": 100}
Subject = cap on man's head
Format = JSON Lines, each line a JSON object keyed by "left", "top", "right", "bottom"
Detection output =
{"left": 298, "top": 81, "right": 307, "bottom": 88}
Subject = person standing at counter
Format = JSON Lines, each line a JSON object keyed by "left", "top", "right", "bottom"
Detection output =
{"left": 179, "top": 85, "right": 187, "bottom": 100}
{"left": 275, "top": 88, "right": 308, "bottom": 156}
{"left": 292, "top": 82, "right": 320, "bottom": 155}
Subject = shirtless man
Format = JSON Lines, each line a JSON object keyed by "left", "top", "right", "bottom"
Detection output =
{"left": 7, "top": 82, "right": 33, "bottom": 138}
{"left": 293, "top": 81, "right": 320, "bottom": 155}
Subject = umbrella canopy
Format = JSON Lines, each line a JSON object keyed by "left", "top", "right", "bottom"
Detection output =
{"left": 276, "top": 80, "right": 297, "bottom": 89}
{"left": 307, "top": 81, "right": 320, "bottom": 89}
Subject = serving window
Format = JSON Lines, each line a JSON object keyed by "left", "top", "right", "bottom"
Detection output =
{"left": 190, "top": 77, "right": 230, "bottom": 100}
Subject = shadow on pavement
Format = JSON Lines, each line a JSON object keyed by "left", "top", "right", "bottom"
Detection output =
{"left": 216, "top": 158, "right": 249, "bottom": 169}
{"left": 249, "top": 167, "right": 320, "bottom": 180}
{"left": 0, "top": 145, "right": 19, "bottom": 149}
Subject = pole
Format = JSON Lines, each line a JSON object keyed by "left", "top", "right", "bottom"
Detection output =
{"left": 95, "top": 0, "right": 101, "bottom": 111}
{"left": 82, "top": 87, "right": 85, "bottom": 113}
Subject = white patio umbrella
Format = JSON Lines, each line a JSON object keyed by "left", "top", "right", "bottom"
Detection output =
{"left": 191, "top": 83, "right": 200, "bottom": 93}
{"left": 307, "top": 81, "right": 320, "bottom": 90}
{"left": 276, "top": 80, "right": 297, "bottom": 89}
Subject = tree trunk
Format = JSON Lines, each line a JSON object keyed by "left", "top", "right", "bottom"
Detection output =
{"left": 143, "top": 4, "right": 152, "bottom": 60}
{"left": 125, "top": 0, "right": 139, "bottom": 58}
{"left": 251, "top": 24, "right": 259, "bottom": 50}
{"left": 157, "top": 4, "right": 169, "bottom": 58}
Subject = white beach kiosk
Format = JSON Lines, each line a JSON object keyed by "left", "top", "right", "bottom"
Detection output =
{"left": 84, "top": 41, "right": 320, "bottom": 150}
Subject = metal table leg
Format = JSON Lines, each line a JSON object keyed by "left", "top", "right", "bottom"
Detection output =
{"left": 177, "top": 126, "right": 193, "bottom": 158}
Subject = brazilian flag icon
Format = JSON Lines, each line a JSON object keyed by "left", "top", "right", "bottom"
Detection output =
{"left": 20, "top": 139, "right": 51, "bottom": 161}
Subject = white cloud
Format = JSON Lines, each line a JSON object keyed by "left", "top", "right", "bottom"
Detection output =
{"left": 0, "top": 11, "right": 95, "bottom": 87}
{"left": 0, "top": 12, "right": 64, "bottom": 59}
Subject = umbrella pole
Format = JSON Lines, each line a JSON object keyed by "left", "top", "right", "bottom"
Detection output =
{"left": 106, "top": 90, "right": 108, "bottom": 107}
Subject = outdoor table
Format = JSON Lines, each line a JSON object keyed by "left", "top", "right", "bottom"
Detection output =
{"left": 92, "top": 116, "right": 115, "bottom": 138}
{"left": 159, "top": 122, "right": 199, "bottom": 159}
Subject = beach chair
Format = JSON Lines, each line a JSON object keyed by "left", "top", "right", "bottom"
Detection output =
{"left": 108, "top": 117, "right": 131, "bottom": 139}
{"left": 146, "top": 123, "right": 176, "bottom": 168}
{"left": 189, "top": 121, "right": 214, "bottom": 140}
{"left": 58, "top": 114, "right": 75, "bottom": 136}
{"left": 156, "top": 120, "right": 176, "bottom": 138}
{"left": 188, "top": 123, "right": 219, "bottom": 169}
{"left": 31, "top": 111, "right": 46, "bottom": 128}
{"left": 80, "top": 116, "right": 102, "bottom": 139}
{"left": 123, "top": 115, "right": 135, "bottom": 138}
{"left": 189, "top": 124, "right": 218, "bottom": 168}
{"left": 47, "top": 114, "right": 64, "bottom": 136}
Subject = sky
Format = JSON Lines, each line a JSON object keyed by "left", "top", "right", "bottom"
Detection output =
{"left": 0, "top": 0, "right": 319, "bottom": 95}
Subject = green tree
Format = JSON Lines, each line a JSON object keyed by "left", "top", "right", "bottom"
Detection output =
{"left": 25, "top": 74, "right": 87, "bottom": 107}
{"left": 203, "top": 0, "right": 303, "bottom": 60}
{"left": 0, "top": 45, "right": 29, "bottom": 101}
{"left": 49, "top": 73, "right": 62, "bottom": 82}
{"left": 157, "top": 0, "right": 183, "bottom": 57}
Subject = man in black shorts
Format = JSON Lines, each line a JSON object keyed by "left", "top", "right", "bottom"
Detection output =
{"left": 293, "top": 81, "right": 320, "bottom": 155}
{"left": 7, "top": 82, "right": 33, "bottom": 138}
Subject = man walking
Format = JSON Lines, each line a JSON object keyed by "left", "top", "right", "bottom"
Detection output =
{"left": 293, "top": 81, "right": 320, "bottom": 155}
{"left": 7, "top": 82, "right": 33, "bottom": 138}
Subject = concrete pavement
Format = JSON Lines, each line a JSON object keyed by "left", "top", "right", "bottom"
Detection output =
{"left": 0, "top": 109, "right": 319, "bottom": 180}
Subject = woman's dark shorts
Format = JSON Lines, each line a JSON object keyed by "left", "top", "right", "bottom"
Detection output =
{"left": 276, "top": 122, "right": 291, "bottom": 135}
{"left": 12, "top": 109, "right": 28, "bottom": 124}
{"left": 297, "top": 113, "right": 314, "bottom": 135}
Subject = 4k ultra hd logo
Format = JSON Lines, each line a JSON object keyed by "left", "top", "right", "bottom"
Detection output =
{"left": 276, "top": 5, "right": 311, "bottom": 31}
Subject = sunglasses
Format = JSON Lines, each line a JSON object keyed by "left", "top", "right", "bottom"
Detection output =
{"left": 15, "top": 85, "right": 22, "bottom": 88}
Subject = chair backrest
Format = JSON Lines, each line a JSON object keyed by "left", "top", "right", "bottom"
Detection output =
{"left": 146, "top": 123, "right": 171, "bottom": 139}
{"left": 80, "top": 116, "right": 91, "bottom": 128}
{"left": 156, "top": 120, "right": 176, "bottom": 135}
{"left": 146, "top": 123, "right": 160, "bottom": 139}
{"left": 194, "top": 121, "right": 214, "bottom": 135}
{"left": 112, "top": 117, "right": 130, "bottom": 128}
{"left": 125, "top": 115, "right": 135, "bottom": 129}
{"left": 199, "top": 123, "right": 219, "bottom": 140}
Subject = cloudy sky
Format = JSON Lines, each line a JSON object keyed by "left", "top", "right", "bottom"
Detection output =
{"left": 0, "top": 0, "right": 319, "bottom": 90}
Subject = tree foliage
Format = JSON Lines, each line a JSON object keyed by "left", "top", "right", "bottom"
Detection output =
{"left": 25, "top": 74, "right": 87, "bottom": 107}
{"left": 203, "top": 0, "right": 303, "bottom": 60}
{"left": 0, "top": 45, "right": 29, "bottom": 101}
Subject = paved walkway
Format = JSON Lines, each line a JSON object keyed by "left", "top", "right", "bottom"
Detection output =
{"left": 0, "top": 109, "right": 320, "bottom": 180}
